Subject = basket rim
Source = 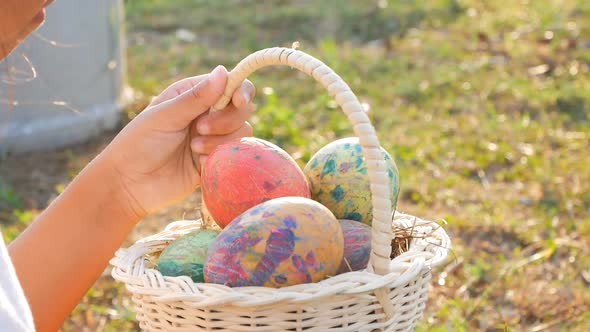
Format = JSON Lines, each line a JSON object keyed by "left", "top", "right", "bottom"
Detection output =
{"left": 110, "top": 212, "right": 450, "bottom": 308}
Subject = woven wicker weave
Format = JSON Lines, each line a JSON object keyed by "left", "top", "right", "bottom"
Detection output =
{"left": 110, "top": 47, "right": 451, "bottom": 331}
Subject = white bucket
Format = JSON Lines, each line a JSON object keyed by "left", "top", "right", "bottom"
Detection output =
{"left": 0, "top": 0, "right": 129, "bottom": 154}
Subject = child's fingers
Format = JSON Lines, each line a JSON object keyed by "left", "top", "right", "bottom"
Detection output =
{"left": 190, "top": 122, "right": 253, "bottom": 154}
{"left": 231, "top": 79, "right": 256, "bottom": 109}
{"left": 194, "top": 79, "right": 255, "bottom": 135}
{"left": 149, "top": 74, "right": 208, "bottom": 107}
{"left": 148, "top": 66, "right": 227, "bottom": 130}
{"left": 195, "top": 102, "right": 255, "bottom": 135}
{"left": 151, "top": 75, "right": 252, "bottom": 109}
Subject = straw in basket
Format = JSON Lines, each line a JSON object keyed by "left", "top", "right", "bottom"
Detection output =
{"left": 110, "top": 47, "right": 451, "bottom": 332}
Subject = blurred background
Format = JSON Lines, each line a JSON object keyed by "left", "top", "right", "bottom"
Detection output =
{"left": 1, "top": 0, "right": 589, "bottom": 331}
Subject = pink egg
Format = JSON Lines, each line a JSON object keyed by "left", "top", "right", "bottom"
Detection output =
{"left": 201, "top": 137, "right": 311, "bottom": 229}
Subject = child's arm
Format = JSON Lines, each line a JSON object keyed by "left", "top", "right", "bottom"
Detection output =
{"left": 7, "top": 154, "right": 143, "bottom": 332}
{"left": 8, "top": 66, "right": 255, "bottom": 332}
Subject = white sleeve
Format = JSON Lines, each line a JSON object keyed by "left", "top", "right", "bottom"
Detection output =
{"left": 0, "top": 232, "right": 36, "bottom": 332}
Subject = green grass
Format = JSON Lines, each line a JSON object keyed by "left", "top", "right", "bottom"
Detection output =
{"left": 2, "top": 0, "right": 589, "bottom": 330}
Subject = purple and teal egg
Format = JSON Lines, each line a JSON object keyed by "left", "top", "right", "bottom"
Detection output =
{"left": 337, "top": 219, "right": 372, "bottom": 274}
{"left": 156, "top": 229, "right": 220, "bottom": 283}
{"left": 303, "top": 137, "right": 400, "bottom": 226}
{"left": 204, "top": 196, "right": 344, "bottom": 287}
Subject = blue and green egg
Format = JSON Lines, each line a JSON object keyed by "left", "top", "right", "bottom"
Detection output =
{"left": 303, "top": 137, "right": 400, "bottom": 226}
{"left": 156, "top": 229, "right": 220, "bottom": 282}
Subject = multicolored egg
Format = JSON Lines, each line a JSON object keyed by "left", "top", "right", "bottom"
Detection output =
{"left": 204, "top": 196, "right": 344, "bottom": 287}
{"left": 156, "top": 229, "right": 220, "bottom": 282}
{"left": 337, "top": 219, "right": 372, "bottom": 274}
{"left": 303, "top": 137, "right": 400, "bottom": 226}
{"left": 201, "top": 137, "right": 311, "bottom": 229}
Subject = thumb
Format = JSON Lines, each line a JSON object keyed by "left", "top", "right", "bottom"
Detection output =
{"left": 150, "top": 65, "right": 228, "bottom": 129}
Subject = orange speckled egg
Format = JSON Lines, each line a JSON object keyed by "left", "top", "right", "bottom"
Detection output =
{"left": 201, "top": 137, "right": 311, "bottom": 229}
{"left": 204, "top": 197, "right": 343, "bottom": 287}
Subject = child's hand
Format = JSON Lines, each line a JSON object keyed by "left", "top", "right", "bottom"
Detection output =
{"left": 101, "top": 65, "right": 255, "bottom": 218}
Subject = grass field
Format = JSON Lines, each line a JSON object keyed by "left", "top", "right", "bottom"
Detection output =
{"left": 1, "top": 0, "right": 590, "bottom": 330}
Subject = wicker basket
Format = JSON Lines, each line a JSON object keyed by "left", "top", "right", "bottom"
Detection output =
{"left": 110, "top": 47, "right": 451, "bottom": 332}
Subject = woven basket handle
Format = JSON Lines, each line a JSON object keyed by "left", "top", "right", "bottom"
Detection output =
{"left": 210, "top": 47, "right": 393, "bottom": 276}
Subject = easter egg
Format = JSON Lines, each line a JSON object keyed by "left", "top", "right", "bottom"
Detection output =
{"left": 201, "top": 137, "right": 311, "bottom": 229}
{"left": 204, "top": 196, "right": 343, "bottom": 287}
{"left": 303, "top": 137, "right": 400, "bottom": 226}
{"left": 156, "top": 229, "right": 220, "bottom": 282}
{"left": 337, "top": 219, "right": 372, "bottom": 274}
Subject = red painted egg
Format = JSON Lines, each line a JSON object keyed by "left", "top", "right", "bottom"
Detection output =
{"left": 201, "top": 137, "right": 311, "bottom": 229}
{"left": 337, "top": 219, "right": 372, "bottom": 274}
